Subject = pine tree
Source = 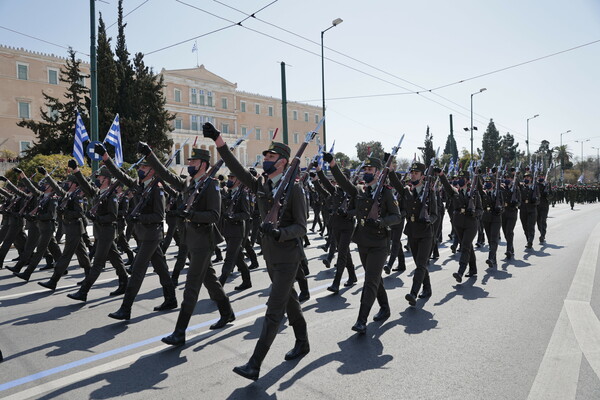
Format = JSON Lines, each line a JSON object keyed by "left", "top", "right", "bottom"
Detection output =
{"left": 97, "top": 14, "right": 119, "bottom": 135}
{"left": 443, "top": 131, "right": 458, "bottom": 160}
{"left": 18, "top": 48, "right": 89, "bottom": 158}
{"left": 419, "top": 126, "right": 436, "bottom": 166}
{"left": 480, "top": 119, "right": 501, "bottom": 168}
{"left": 498, "top": 132, "right": 521, "bottom": 166}
{"left": 355, "top": 141, "right": 384, "bottom": 161}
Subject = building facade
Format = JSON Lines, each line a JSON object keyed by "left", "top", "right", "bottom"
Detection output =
{"left": 0, "top": 45, "right": 322, "bottom": 169}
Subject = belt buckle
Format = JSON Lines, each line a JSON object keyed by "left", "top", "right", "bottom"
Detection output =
{"left": 460, "top": 208, "right": 465, "bottom": 214}
{"left": 360, "top": 219, "right": 365, "bottom": 226}
{"left": 525, "top": 200, "right": 529, "bottom": 204}
{"left": 410, "top": 215, "right": 415, "bottom": 222}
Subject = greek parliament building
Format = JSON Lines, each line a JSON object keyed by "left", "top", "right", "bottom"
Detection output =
{"left": 0, "top": 44, "right": 322, "bottom": 167}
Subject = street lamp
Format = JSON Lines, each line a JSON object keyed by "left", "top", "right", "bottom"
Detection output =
{"left": 575, "top": 139, "right": 590, "bottom": 181}
{"left": 321, "top": 17, "right": 343, "bottom": 149}
{"left": 470, "top": 88, "right": 487, "bottom": 160}
{"left": 526, "top": 114, "right": 539, "bottom": 165}
{"left": 559, "top": 129, "right": 571, "bottom": 184}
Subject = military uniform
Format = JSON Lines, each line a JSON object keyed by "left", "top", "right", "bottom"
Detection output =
{"left": 478, "top": 176, "right": 504, "bottom": 268}
{"left": 519, "top": 173, "right": 540, "bottom": 248}
{"left": 217, "top": 137, "right": 309, "bottom": 380}
{"left": 501, "top": 173, "right": 521, "bottom": 259}
{"left": 390, "top": 163, "right": 437, "bottom": 303}
{"left": 536, "top": 178, "right": 552, "bottom": 243}
{"left": 0, "top": 178, "right": 27, "bottom": 267}
{"left": 332, "top": 156, "right": 401, "bottom": 333}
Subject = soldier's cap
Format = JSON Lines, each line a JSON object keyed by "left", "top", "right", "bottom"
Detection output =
{"left": 410, "top": 162, "right": 426, "bottom": 173}
{"left": 97, "top": 166, "right": 112, "bottom": 178}
{"left": 483, "top": 176, "right": 493, "bottom": 182}
{"left": 457, "top": 170, "right": 470, "bottom": 179}
{"left": 524, "top": 171, "right": 533, "bottom": 177}
{"left": 262, "top": 141, "right": 291, "bottom": 160}
{"left": 342, "top": 168, "right": 351, "bottom": 178}
{"left": 362, "top": 157, "right": 383, "bottom": 170}
{"left": 227, "top": 172, "right": 236, "bottom": 178}
{"left": 188, "top": 148, "right": 211, "bottom": 163}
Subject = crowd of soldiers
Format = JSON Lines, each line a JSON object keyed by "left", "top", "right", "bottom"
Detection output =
{"left": 0, "top": 123, "right": 594, "bottom": 379}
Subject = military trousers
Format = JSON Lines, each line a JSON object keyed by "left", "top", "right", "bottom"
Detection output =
{"left": 80, "top": 224, "right": 127, "bottom": 294}
{"left": 50, "top": 220, "right": 91, "bottom": 282}
{"left": 388, "top": 219, "right": 406, "bottom": 267}
{"left": 357, "top": 244, "right": 389, "bottom": 324}
{"left": 482, "top": 216, "right": 502, "bottom": 262}
{"left": 21, "top": 221, "right": 61, "bottom": 276}
{"left": 502, "top": 210, "right": 518, "bottom": 254}
{"left": 453, "top": 214, "right": 478, "bottom": 275}
{"left": 0, "top": 218, "right": 24, "bottom": 265}
{"left": 408, "top": 235, "right": 433, "bottom": 296}
{"left": 11, "top": 219, "right": 40, "bottom": 272}
{"left": 220, "top": 235, "right": 250, "bottom": 285}
{"left": 331, "top": 227, "right": 357, "bottom": 287}
{"left": 536, "top": 204, "right": 549, "bottom": 239}
{"left": 519, "top": 208, "right": 537, "bottom": 244}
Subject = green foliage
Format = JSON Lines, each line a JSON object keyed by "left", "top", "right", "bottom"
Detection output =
{"left": 498, "top": 132, "right": 520, "bottom": 166}
{"left": 334, "top": 151, "right": 350, "bottom": 167}
{"left": 5, "top": 154, "right": 91, "bottom": 184}
{"left": 97, "top": 14, "right": 119, "bottom": 136}
{"left": 443, "top": 132, "right": 459, "bottom": 160}
{"left": 419, "top": 126, "right": 436, "bottom": 166}
{"left": 355, "top": 141, "right": 384, "bottom": 161}
{"left": 480, "top": 119, "right": 501, "bottom": 168}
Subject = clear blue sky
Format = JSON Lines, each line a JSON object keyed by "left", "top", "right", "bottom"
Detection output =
{"left": 2, "top": 0, "right": 599, "bottom": 162}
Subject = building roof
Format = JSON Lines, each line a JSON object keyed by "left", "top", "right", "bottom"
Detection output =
{"left": 161, "top": 65, "right": 236, "bottom": 88}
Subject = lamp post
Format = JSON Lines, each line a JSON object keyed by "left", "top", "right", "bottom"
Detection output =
{"left": 470, "top": 88, "right": 487, "bottom": 161}
{"left": 575, "top": 139, "right": 590, "bottom": 181}
{"left": 526, "top": 114, "right": 539, "bottom": 165}
{"left": 559, "top": 129, "right": 571, "bottom": 184}
{"left": 591, "top": 146, "right": 600, "bottom": 182}
{"left": 321, "top": 17, "right": 343, "bottom": 150}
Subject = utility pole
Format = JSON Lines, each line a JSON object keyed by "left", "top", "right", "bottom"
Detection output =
{"left": 89, "top": 0, "right": 99, "bottom": 172}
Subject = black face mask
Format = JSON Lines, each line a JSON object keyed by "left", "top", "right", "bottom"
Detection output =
{"left": 484, "top": 182, "right": 493, "bottom": 190}
{"left": 262, "top": 158, "right": 280, "bottom": 175}
{"left": 457, "top": 178, "right": 466, "bottom": 187}
{"left": 137, "top": 170, "right": 147, "bottom": 180}
{"left": 504, "top": 179, "right": 511, "bottom": 186}
{"left": 524, "top": 179, "right": 530, "bottom": 185}
{"left": 411, "top": 179, "right": 420, "bottom": 186}
{"left": 226, "top": 180, "right": 234, "bottom": 188}
{"left": 94, "top": 179, "right": 102, "bottom": 188}
{"left": 188, "top": 165, "right": 199, "bottom": 177}
{"left": 62, "top": 183, "right": 71, "bottom": 191}
{"left": 538, "top": 178, "right": 544, "bottom": 183}
{"left": 363, "top": 173, "right": 375, "bottom": 184}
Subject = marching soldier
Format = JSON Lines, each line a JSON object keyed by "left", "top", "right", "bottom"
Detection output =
{"left": 390, "top": 162, "right": 437, "bottom": 304}
{"left": 385, "top": 171, "right": 407, "bottom": 273}
{"left": 478, "top": 174, "right": 503, "bottom": 269}
{"left": 205, "top": 123, "right": 309, "bottom": 381}
{"left": 502, "top": 170, "right": 521, "bottom": 259}
{"left": 0, "top": 176, "right": 27, "bottom": 268}
{"left": 519, "top": 171, "right": 539, "bottom": 249}
{"left": 136, "top": 143, "right": 234, "bottom": 345}
{"left": 438, "top": 170, "right": 482, "bottom": 282}
{"left": 536, "top": 172, "right": 552, "bottom": 243}
{"left": 94, "top": 144, "right": 178, "bottom": 320}
{"left": 38, "top": 169, "right": 92, "bottom": 290}
{"left": 326, "top": 152, "right": 401, "bottom": 334}
{"left": 66, "top": 162, "right": 129, "bottom": 301}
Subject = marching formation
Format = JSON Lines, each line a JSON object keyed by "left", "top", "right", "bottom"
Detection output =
{"left": 0, "top": 122, "right": 585, "bottom": 381}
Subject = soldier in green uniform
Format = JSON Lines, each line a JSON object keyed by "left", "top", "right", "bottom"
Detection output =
{"left": 389, "top": 162, "right": 437, "bottom": 305}
{"left": 66, "top": 163, "right": 129, "bottom": 301}
{"left": 326, "top": 152, "right": 401, "bottom": 334}
{"left": 536, "top": 172, "right": 552, "bottom": 243}
{"left": 478, "top": 174, "right": 503, "bottom": 269}
{"left": 438, "top": 169, "right": 482, "bottom": 282}
{"left": 501, "top": 170, "right": 521, "bottom": 259}
{"left": 519, "top": 172, "right": 539, "bottom": 249}
{"left": 204, "top": 123, "right": 309, "bottom": 381}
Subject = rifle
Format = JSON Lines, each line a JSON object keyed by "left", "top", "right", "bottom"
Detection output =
{"left": 365, "top": 135, "right": 405, "bottom": 221}
{"left": 337, "top": 151, "right": 373, "bottom": 214}
{"left": 494, "top": 159, "right": 503, "bottom": 212}
{"left": 262, "top": 118, "right": 324, "bottom": 228}
{"left": 531, "top": 163, "right": 540, "bottom": 202}
{"left": 418, "top": 148, "right": 438, "bottom": 223}
{"left": 183, "top": 130, "right": 252, "bottom": 212}
{"left": 466, "top": 160, "right": 479, "bottom": 215}
{"left": 510, "top": 162, "right": 521, "bottom": 204}
{"left": 225, "top": 184, "right": 246, "bottom": 216}
{"left": 17, "top": 170, "right": 42, "bottom": 216}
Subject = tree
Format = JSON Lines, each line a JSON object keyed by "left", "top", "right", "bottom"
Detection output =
{"left": 334, "top": 151, "right": 350, "bottom": 167}
{"left": 553, "top": 144, "right": 573, "bottom": 170}
{"left": 97, "top": 14, "right": 119, "bottom": 135}
{"left": 443, "top": 131, "right": 458, "bottom": 161}
{"left": 498, "top": 132, "right": 520, "bottom": 166}
{"left": 533, "top": 140, "right": 554, "bottom": 170}
{"left": 355, "top": 141, "right": 384, "bottom": 161}
{"left": 419, "top": 126, "right": 436, "bottom": 166}
{"left": 17, "top": 48, "right": 89, "bottom": 159}
{"left": 480, "top": 119, "right": 501, "bottom": 168}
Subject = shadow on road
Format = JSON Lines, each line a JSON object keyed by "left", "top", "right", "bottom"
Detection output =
{"left": 433, "top": 278, "right": 490, "bottom": 306}
{"left": 481, "top": 268, "right": 513, "bottom": 285}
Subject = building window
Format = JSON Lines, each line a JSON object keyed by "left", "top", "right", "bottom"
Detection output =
{"left": 207, "top": 91, "right": 213, "bottom": 107}
{"left": 255, "top": 104, "right": 260, "bottom": 115}
{"left": 47, "top": 106, "right": 59, "bottom": 120}
{"left": 240, "top": 101, "right": 246, "bottom": 112}
{"left": 48, "top": 69, "right": 59, "bottom": 85}
{"left": 268, "top": 106, "right": 274, "bottom": 117}
{"left": 77, "top": 76, "right": 85, "bottom": 86}
{"left": 174, "top": 88, "right": 181, "bottom": 102}
{"left": 20, "top": 141, "right": 31, "bottom": 157}
{"left": 268, "top": 130, "right": 274, "bottom": 141}
{"left": 293, "top": 133, "right": 299, "bottom": 144}
{"left": 315, "top": 114, "right": 320, "bottom": 124}
{"left": 18, "top": 102, "right": 30, "bottom": 119}
{"left": 191, "top": 115, "right": 199, "bottom": 131}
{"left": 175, "top": 118, "right": 182, "bottom": 129}
{"left": 293, "top": 110, "right": 298, "bottom": 120}
{"left": 255, "top": 128, "right": 261, "bottom": 140}
{"left": 203, "top": 115, "right": 214, "bottom": 124}
{"left": 221, "top": 98, "right": 228, "bottom": 109}
{"left": 199, "top": 89, "right": 205, "bottom": 106}
{"left": 304, "top": 112, "right": 309, "bottom": 122}
{"left": 241, "top": 126, "right": 247, "bottom": 136}
{"left": 221, "top": 123, "right": 229, "bottom": 134}
{"left": 17, "top": 63, "right": 28, "bottom": 80}
{"left": 191, "top": 88, "right": 197, "bottom": 104}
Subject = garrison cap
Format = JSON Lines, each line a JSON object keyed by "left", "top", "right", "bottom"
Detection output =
{"left": 410, "top": 162, "right": 426, "bottom": 173}
{"left": 362, "top": 157, "right": 383, "bottom": 170}
{"left": 97, "top": 166, "right": 112, "bottom": 178}
{"left": 188, "top": 148, "right": 211, "bottom": 163}
{"left": 263, "top": 141, "right": 291, "bottom": 160}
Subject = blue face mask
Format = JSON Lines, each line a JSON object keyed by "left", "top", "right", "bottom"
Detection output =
{"left": 411, "top": 179, "right": 420, "bottom": 186}
{"left": 226, "top": 180, "right": 234, "bottom": 188}
{"left": 457, "top": 178, "right": 466, "bottom": 187}
{"left": 262, "top": 159, "right": 278, "bottom": 175}
{"left": 524, "top": 179, "right": 530, "bottom": 185}
{"left": 363, "top": 173, "right": 375, "bottom": 183}
{"left": 538, "top": 178, "right": 544, "bottom": 183}
{"left": 484, "top": 182, "right": 493, "bottom": 189}
{"left": 137, "top": 170, "right": 147, "bottom": 180}
{"left": 94, "top": 179, "right": 102, "bottom": 188}
{"left": 452, "top": 180, "right": 459, "bottom": 186}
{"left": 504, "top": 179, "right": 511, "bottom": 186}
{"left": 187, "top": 165, "right": 199, "bottom": 177}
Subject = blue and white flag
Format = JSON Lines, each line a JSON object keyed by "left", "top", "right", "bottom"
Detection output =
{"left": 73, "top": 110, "right": 89, "bottom": 166}
{"left": 578, "top": 174, "right": 584, "bottom": 184}
{"left": 447, "top": 158, "right": 455, "bottom": 174}
{"left": 192, "top": 41, "right": 198, "bottom": 53}
{"left": 328, "top": 140, "right": 335, "bottom": 154}
{"left": 104, "top": 114, "right": 123, "bottom": 167}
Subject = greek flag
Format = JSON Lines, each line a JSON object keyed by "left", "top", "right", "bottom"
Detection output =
{"left": 328, "top": 140, "right": 335, "bottom": 154}
{"left": 104, "top": 114, "right": 123, "bottom": 167}
{"left": 192, "top": 41, "right": 198, "bottom": 53}
{"left": 578, "top": 174, "right": 584, "bottom": 184}
{"left": 73, "top": 110, "right": 89, "bottom": 166}
{"left": 448, "top": 158, "right": 455, "bottom": 174}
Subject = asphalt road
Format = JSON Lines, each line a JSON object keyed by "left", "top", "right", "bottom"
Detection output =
{"left": 1, "top": 201, "right": 600, "bottom": 400}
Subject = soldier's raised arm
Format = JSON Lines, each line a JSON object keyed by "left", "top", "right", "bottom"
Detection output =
{"left": 139, "top": 142, "right": 186, "bottom": 192}
{"left": 325, "top": 153, "right": 358, "bottom": 197}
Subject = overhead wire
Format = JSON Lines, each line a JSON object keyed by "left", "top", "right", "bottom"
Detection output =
{"left": 0, "top": 25, "right": 89, "bottom": 57}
